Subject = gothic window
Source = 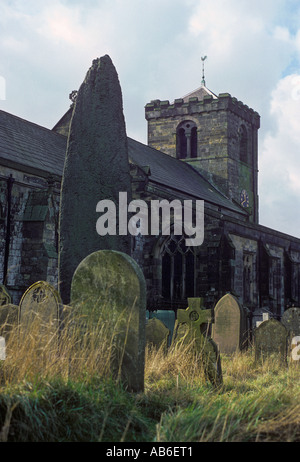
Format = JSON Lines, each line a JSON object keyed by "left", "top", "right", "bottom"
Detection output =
{"left": 176, "top": 121, "right": 197, "bottom": 159}
{"left": 161, "top": 234, "right": 196, "bottom": 301}
{"left": 239, "top": 125, "right": 248, "bottom": 163}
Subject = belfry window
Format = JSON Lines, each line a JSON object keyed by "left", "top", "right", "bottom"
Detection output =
{"left": 161, "top": 234, "right": 196, "bottom": 301}
{"left": 176, "top": 121, "right": 197, "bottom": 159}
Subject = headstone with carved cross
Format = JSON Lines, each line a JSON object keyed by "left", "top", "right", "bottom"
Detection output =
{"left": 172, "top": 298, "right": 222, "bottom": 387}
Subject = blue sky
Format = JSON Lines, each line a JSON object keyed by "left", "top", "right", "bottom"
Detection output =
{"left": 0, "top": 0, "right": 300, "bottom": 238}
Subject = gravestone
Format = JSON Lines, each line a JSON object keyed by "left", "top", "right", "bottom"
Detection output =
{"left": 212, "top": 293, "right": 247, "bottom": 354}
{"left": 281, "top": 307, "right": 300, "bottom": 337}
{"left": 59, "top": 54, "right": 132, "bottom": 305}
{"left": 281, "top": 308, "right": 300, "bottom": 364}
{"left": 148, "top": 310, "right": 175, "bottom": 347}
{"left": 146, "top": 318, "right": 169, "bottom": 351}
{"left": 173, "top": 298, "right": 222, "bottom": 388}
{"left": 0, "top": 304, "right": 19, "bottom": 339}
{"left": 71, "top": 250, "right": 146, "bottom": 393}
{"left": 19, "top": 281, "right": 62, "bottom": 329}
{"left": 255, "top": 318, "right": 288, "bottom": 363}
{"left": 256, "top": 313, "right": 269, "bottom": 328}
{"left": 0, "top": 285, "right": 11, "bottom": 306}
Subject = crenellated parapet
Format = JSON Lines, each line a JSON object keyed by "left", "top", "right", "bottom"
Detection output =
{"left": 145, "top": 93, "right": 260, "bottom": 128}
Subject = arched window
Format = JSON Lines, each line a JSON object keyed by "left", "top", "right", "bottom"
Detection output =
{"left": 161, "top": 234, "right": 196, "bottom": 301}
{"left": 239, "top": 125, "right": 248, "bottom": 163}
{"left": 176, "top": 121, "right": 197, "bottom": 159}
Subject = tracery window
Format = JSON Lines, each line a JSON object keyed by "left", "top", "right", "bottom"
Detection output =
{"left": 161, "top": 234, "right": 196, "bottom": 301}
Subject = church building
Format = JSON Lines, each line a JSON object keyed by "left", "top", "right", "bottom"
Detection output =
{"left": 0, "top": 65, "right": 300, "bottom": 327}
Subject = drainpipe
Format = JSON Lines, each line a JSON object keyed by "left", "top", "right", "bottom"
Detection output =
{"left": 3, "top": 174, "right": 14, "bottom": 284}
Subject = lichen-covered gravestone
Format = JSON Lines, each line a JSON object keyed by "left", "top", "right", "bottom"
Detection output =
{"left": 148, "top": 310, "right": 175, "bottom": 347}
{"left": 211, "top": 293, "right": 247, "bottom": 354}
{"left": 281, "top": 307, "right": 300, "bottom": 337}
{"left": 146, "top": 318, "right": 170, "bottom": 351}
{"left": 59, "top": 54, "right": 132, "bottom": 305}
{"left": 19, "top": 281, "right": 62, "bottom": 330}
{"left": 71, "top": 250, "right": 146, "bottom": 393}
{"left": 255, "top": 318, "right": 288, "bottom": 364}
{"left": 172, "top": 298, "right": 222, "bottom": 388}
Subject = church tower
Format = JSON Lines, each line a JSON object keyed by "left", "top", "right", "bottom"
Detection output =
{"left": 145, "top": 78, "right": 260, "bottom": 223}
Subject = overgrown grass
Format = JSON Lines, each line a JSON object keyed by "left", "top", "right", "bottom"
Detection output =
{"left": 0, "top": 308, "right": 299, "bottom": 442}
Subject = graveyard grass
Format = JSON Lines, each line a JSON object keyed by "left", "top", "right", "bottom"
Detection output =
{"left": 0, "top": 308, "right": 299, "bottom": 443}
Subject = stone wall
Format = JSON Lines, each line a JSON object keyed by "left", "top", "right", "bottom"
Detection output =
{"left": 0, "top": 165, "right": 60, "bottom": 303}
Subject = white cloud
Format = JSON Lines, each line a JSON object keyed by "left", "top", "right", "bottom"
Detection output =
{"left": 259, "top": 73, "right": 300, "bottom": 237}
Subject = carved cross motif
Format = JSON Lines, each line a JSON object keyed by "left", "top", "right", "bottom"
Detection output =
{"left": 177, "top": 297, "right": 213, "bottom": 333}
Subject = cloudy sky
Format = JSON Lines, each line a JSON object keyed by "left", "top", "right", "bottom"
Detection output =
{"left": 0, "top": 0, "right": 300, "bottom": 238}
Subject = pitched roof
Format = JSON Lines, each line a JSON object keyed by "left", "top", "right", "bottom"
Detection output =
{"left": 0, "top": 109, "right": 245, "bottom": 215}
{"left": 128, "top": 137, "right": 246, "bottom": 215}
{"left": 181, "top": 85, "right": 218, "bottom": 103}
{"left": 0, "top": 109, "right": 66, "bottom": 177}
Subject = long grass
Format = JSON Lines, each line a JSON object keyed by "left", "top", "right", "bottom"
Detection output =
{"left": 0, "top": 306, "right": 299, "bottom": 442}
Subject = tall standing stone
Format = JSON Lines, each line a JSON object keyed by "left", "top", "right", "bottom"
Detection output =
{"left": 71, "top": 250, "right": 146, "bottom": 393}
{"left": 59, "top": 55, "right": 132, "bottom": 305}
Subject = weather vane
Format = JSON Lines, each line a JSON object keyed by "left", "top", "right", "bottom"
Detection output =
{"left": 201, "top": 56, "right": 207, "bottom": 86}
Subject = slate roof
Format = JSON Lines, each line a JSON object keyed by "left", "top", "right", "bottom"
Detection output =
{"left": 0, "top": 109, "right": 66, "bottom": 176}
{"left": 0, "top": 109, "right": 246, "bottom": 216}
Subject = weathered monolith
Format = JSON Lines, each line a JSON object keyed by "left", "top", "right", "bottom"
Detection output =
{"left": 58, "top": 55, "right": 132, "bottom": 305}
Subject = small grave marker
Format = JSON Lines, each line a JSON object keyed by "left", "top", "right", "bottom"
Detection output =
{"left": 146, "top": 318, "right": 169, "bottom": 351}
{"left": 255, "top": 318, "right": 288, "bottom": 364}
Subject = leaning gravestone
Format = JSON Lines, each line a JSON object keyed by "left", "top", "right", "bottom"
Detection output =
{"left": 212, "top": 293, "right": 247, "bottom": 354}
{"left": 59, "top": 54, "right": 132, "bottom": 305}
{"left": 172, "top": 298, "right": 222, "bottom": 388}
{"left": 19, "top": 281, "right": 62, "bottom": 331}
{"left": 146, "top": 318, "right": 169, "bottom": 351}
{"left": 71, "top": 250, "right": 146, "bottom": 393}
{"left": 255, "top": 318, "right": 288, "bottom": 364}
{"left": 0, "top": 285, "right": 11, "bottom": 306}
